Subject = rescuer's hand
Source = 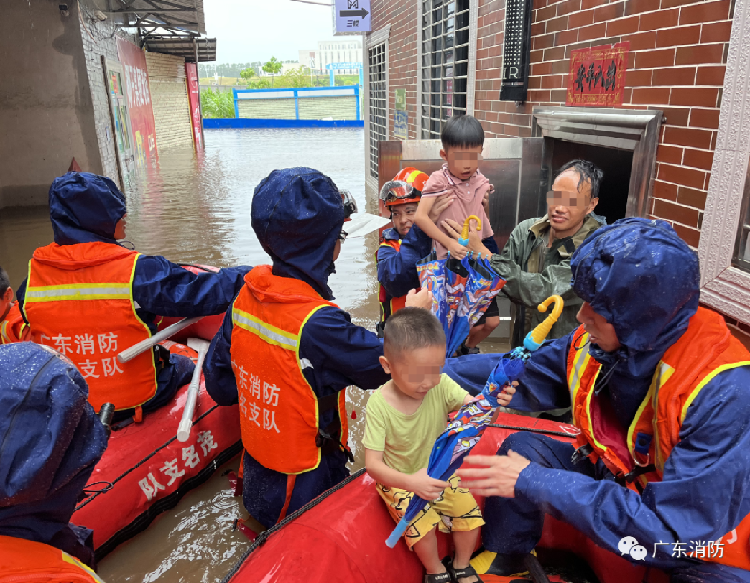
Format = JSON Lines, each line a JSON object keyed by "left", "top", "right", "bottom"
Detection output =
{"left": 442, "top": 219, "right": 492, "bottom": 259}
{"left": 457, "top": 451, "right": 531, "bottom": 498}
{"left": 408, "top": 468, "right": 450, "bottom": 501}
{"left": 483, "top": 185, "right": 493, "bottom": 216}
{"left": 406, "top": 287, "right": 432, "bottom": 310}
{"left": 428, "top": 193, "right": 456, "bottom": 222}
{"left": 446, "top": 239, "right": 469, "bottom": 260}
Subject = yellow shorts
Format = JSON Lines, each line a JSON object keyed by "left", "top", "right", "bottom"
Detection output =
{"left": 376, "top": 474, "right": 484, "bottom": 548}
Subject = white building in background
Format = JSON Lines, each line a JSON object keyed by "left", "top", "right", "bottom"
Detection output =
{"left": 299, "top": 39, "right": 362, "bottom": 76}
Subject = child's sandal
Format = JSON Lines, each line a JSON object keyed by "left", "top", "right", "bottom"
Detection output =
{"left": 424, "top": 573, "right": 452, "bottom": 583}
{"left": 449, "top": 564, "right": 484, "bottom": 583}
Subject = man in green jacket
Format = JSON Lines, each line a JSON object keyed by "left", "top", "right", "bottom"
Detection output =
{"left": 445, "top": 159, "right": 605, "bottom": 348}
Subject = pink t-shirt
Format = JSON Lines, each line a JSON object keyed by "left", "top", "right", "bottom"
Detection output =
{"left": 421, "top": 164, "right": 494, "bottom": 259}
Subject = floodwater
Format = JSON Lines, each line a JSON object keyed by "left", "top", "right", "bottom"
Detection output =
{"left": 0, "top": 128, "right": 506, "bottom": 583}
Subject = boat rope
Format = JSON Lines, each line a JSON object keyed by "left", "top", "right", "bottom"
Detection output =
{"left": 488, "top": 423, "right": 579, "bottom": 438}
{"left": 76, "top": 403, "right": 222, "bottom": 511}
{"left": 221, "top": 468, "right": 367, "bottom": 583}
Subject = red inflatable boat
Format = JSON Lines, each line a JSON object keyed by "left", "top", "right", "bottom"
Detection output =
{"left": 220, "top": 412, "right": 669, "bottom": 583}
{"left": 71, "top": 311, "right": 242, "bottom": 560}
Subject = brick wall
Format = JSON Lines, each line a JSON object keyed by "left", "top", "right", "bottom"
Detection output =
{"left": 371, "top": 1, "right": 419, "bottom": 139}
{"left": 474, "top": 0, "right": 733, "bottom": 248}
{"left": 144, "top": 52, "right": 193, "bottom": 151}
{"left": 79, "top": 16, "right": 126, "bottom": 186}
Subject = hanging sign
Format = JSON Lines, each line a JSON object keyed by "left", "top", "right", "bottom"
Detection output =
{"left": 394, "top": 88, "right": 407, "bottom": 140}
{"left": 499, "top": 0, "right": 533, "bottom": 101}
{"left": 116, "top": 38, "right": 158, "bottom": 168}
{"left": 333, "top": 0, "right": 371, "bottom": 34}
{"left": 566, "top": 42, "right": 629, "bottom": 107}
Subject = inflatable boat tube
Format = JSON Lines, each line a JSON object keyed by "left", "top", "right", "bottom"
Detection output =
{"left": 71, "top": 267, "right": 242, "bottom": 560}
{"left": 221, "top": 412, "right": 668, "bottom": 583}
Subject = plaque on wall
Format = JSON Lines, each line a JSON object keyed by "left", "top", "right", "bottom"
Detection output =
{"left": 499, "top": 0, "right": 534, "bottom": 101}
{"left": 566, "top": 42, "right": 629, "bottom": 107}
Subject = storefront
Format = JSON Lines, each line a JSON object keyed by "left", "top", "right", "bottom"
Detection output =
{"left": 363, "top": 0, "right": 750, "bottom": 342}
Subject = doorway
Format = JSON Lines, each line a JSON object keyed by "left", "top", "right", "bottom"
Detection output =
{"left": 547, "top": 137, "right": 634, "bottom": 225}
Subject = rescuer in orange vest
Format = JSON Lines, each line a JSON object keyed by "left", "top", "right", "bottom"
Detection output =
{"left": 17, "top": 172, "right": 250, "bottom": 419}
{"left": 204, "top": 167, "right": 432, "bottom": 528}
{"left": 375, "top": 167, "right": 452, "bottom": 338}
{"left": 455, "top": 218, "right": 750, "bottom": 582}
{"left": 0, "top": 265, "right": 28, "bottom": 344}
{"left": 0, "top": 342, "right": 110, "bottom": 580}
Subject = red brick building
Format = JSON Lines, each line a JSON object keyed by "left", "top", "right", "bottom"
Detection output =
{"left": 362, "top": 0, "right": 750, "bottom": 342}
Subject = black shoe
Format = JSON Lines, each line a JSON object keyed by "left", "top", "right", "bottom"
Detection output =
{"left": 483, "top": 551, "right": 530, "bottom": 577}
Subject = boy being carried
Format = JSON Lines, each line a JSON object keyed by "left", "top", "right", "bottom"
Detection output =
{"left": 365, "top": 308, "right": 506, "bottom": 583}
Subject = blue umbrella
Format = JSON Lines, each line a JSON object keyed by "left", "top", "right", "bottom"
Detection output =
{"left": 385, "top": 295, "right": 565, "bottom": 548}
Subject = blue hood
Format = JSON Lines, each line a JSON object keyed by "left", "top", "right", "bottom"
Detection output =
{"left": 570, "top": 218, "right": 700, "bottom": 427}
{"left": 49, "top": 172, "right": 127, "bottom": 245}
{"left": 0, "top": 343, "right": 108, "bottom": 566}
{"left": 251, "top": 168, "right": 345, "bottom": 300}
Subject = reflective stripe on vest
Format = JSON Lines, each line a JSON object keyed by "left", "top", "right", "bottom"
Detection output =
{"left": 376, "top": 238, "right": 409, "bottom": 324}
{"left": 24, "top": 242, "right": 157, "bottom": 412}
{"left": 230, "top": 265, "right": 348, "bottom": 475}
{"left": 567, "top": 308, "right": 750, "bottom": 570}
{"left": 0, "top": 304, "right": 27, "bottom": 344}
{"left": 0, "top": 536, "right": 104, "bottom": 583}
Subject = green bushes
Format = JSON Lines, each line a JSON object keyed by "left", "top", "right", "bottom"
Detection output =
{"left": 200, "top": 88, "right": 235, "bottom": 118}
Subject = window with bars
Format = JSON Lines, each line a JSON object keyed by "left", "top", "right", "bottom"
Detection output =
{"left": 733, "top": 160, "right": 750, "bottom": 273}
{"left": 368, "top": 43, "right": 387, "bottom": 179}
{"left": 421, "top": 0, "right": 471, "bottom": 139}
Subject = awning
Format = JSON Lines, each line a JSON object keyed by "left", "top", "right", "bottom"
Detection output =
{"left": 103, "top": 0, "right": 216, "bottom": 61}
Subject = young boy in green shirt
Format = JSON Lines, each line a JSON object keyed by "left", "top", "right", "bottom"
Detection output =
{"left": 364, "top": 308, "right": 495, "bottom": 583}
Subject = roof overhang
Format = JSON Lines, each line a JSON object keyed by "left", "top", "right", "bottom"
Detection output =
{"left": 142, "top": 35, "right": 216, "bottom": 62}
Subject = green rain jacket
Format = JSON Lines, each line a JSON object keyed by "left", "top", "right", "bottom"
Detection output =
{"left": 490, "top": 214, "right": 604, "bottom": 348}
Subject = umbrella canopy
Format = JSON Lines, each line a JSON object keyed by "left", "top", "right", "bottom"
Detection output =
{"left": 417, "top": 250, "right": 505, "bottom": 358}
{"left": 385, "top": 295, "right": 565, "bottom": 548}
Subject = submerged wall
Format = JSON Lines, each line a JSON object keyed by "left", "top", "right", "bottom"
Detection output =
{"left": 0, "top": 0, "right": 102, "bottom": 209}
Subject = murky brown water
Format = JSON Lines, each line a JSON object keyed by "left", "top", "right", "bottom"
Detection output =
{"left": 0, "top": 128, "right": 506, "bottom": 582}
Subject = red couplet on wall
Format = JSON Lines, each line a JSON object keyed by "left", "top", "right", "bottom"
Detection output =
{"left": 185, "top": 63, "right": 203, "bottom": 151}
{"left": 566, "top": 42, "right": 629, "bottom": 108}
{"left": 116, "top": 38, "right": 159, "bottom": 168}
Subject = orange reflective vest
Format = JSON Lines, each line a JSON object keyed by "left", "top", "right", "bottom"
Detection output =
{"left": 24, "top": 242, "right": 157, "bottom": 412}
{"left": 0, "top": 536, "right": 104, "bottom": 583}
{"left": 0, "top": 303, "right": 28, "bottom": 344}
{"left": 376, "top": 238, "right": 408, "bottom": 326}
{"left": 230, "top": 265, "right": 349, "bottom": 475}
{"left": 567, "top": 307, "right": 750, "bottom": 571}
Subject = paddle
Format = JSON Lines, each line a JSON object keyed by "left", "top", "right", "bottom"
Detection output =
{"left": 117, "top": 317, "right": 201, "bottom": 363}
{"left": 177, "top": 337, "right": 210, "bottom": 443}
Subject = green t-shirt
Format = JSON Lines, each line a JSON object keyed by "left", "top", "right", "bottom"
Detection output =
{"left": 362, "top": 374, "right": 468, "bottom": 475}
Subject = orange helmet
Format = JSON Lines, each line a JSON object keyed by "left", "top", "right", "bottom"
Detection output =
{"left": 379, "top": 167, "right": 429, "bottom": 207}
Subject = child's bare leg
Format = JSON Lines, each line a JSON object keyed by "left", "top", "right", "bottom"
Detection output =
{"left": 452, "top": 527, "right": 481, "bottom": 582}
{"left": 412, "top": 526, "right": 446, "bottom": 575}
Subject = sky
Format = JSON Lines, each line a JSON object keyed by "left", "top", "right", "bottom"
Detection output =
{"left": 205, "top": 0, "right": 355, "bottom": 64}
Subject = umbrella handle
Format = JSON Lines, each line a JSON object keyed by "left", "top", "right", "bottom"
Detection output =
{"left": 523, "top": 294, "right": 564, "bottom": 351}
{"left": 457, "top": 215, "right": 482, "bottom": 246}
{"left": 385, "top": 517, "right": 409, "bottom": 548}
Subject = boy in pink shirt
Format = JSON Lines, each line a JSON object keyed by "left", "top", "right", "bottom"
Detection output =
{"left": 414, "top": 115, "right": 493, "bottom": 260}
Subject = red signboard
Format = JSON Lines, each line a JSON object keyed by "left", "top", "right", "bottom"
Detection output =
{"left": 185, "top": 63, "right": 203, "bottom": 151}
{"left": 116, "top": 38, "right": 158, "bottom": 168}
{"left": 566, "top": 42, "right": 629, "bottom": 107}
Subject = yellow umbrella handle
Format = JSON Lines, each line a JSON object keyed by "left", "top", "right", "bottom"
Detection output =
{"left": 458, "top": 215, "right": 482, "bottom": 245}
{"left": 523, "top": 295, "right": 565, "bottom": 351}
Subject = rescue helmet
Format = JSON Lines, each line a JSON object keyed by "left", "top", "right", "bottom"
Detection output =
{"left": 340, "top": 189, "right": 358, "bottom": 222}
{"left": 379, "top": 167, "right": 429, "bottom": 208}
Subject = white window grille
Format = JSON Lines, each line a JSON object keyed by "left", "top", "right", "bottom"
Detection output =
{"left": 368, "top": 42, "right": 388, "bottom": 179}
{"left": 420, "top": 0, "right": 471, "bottom": 138}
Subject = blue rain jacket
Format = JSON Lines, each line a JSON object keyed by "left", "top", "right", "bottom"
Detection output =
{"left": 17, "top": 172, "right": 250, "bottom": 325}
{"left": 0, "top": 343, "right": 108, "bottom": 569}
{"left": 204, "top": 168, "right": 389, "bottom": 527}
{"left": 376, "top": 225, "right": 433, "bottom": 299}
{"left": 490, "top": 219, "right": 750, "bottom": 577}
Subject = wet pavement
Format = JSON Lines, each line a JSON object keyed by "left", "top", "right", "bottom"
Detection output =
{"left": 0, "top": 127, "right": 507, "bottom": 582}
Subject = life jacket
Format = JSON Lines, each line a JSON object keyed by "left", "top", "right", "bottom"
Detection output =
{"left": 24, "top": 242, "right": 157, "bottom": 412}
{"left": 230, "top": 265, "right": 349, "bottom": 475}
{"left": 567, "top": 307, "right": 750, "bottom": 571}
{"left": 0, "top": 302, "right": 28, "bottom": 344}
{"left": 376, "top": 238, "right": 408, "bottom": 326}
{"left": 0, "top": 536, "right": 104, "bottom": 583}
